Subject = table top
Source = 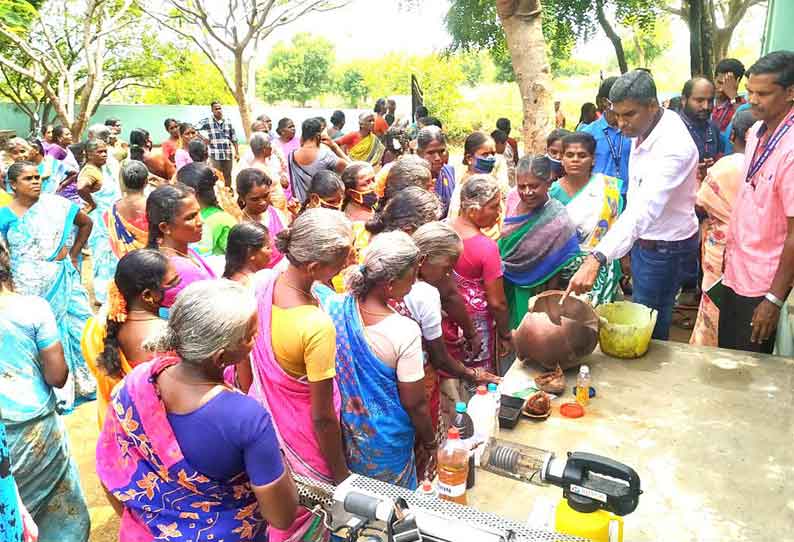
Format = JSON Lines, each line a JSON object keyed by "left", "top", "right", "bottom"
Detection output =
{"left": 467, "top": 341, "right": 794, "bottom": 542}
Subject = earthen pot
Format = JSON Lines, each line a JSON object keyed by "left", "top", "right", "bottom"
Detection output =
{"left": 513, "top": 290, "right": 599, "bottom": 370}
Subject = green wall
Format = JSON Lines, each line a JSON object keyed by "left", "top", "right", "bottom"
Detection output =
{"left": 763, "top": 0, "right": 794, "bottom": 55}
{"left": 0, "top": 103, "right": 366, "bottom": 143}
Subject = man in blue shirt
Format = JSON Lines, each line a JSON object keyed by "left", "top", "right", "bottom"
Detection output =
{"left": 679, "top": 77, "right": 724, "bottom": 182}
{"left": 581, "top": 77, "right": 632, "bottom": 197}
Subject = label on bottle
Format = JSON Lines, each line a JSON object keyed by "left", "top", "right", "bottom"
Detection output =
{"left": 570, "top": 484, "right": 607, "bottom": 504}
{"left": 437, "top": 480, "right": 466, "bottom": 497}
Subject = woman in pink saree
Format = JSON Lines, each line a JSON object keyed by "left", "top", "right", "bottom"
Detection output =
{"left": 231, "top": 208, "right": 354, "bottom": 542}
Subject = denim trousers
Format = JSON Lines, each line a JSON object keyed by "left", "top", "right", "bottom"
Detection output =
{"left": 630, "top": 235, "right": 699, "bottom": 340}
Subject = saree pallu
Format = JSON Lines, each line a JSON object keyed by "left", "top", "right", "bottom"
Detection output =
{"left": 315, "top": 286, "right": 418, "bottom": 490}
{"left": 96, "top": 357, "right": 266, "bottom": 542}
{"left": 0, "top": 422, "right": 23, "bottom": 542}
{"left": 87, "top": 165, "right": 123, "bottom": 305}
{"left": 442, "top": 272, "right": 495, "bottom": 373}
{"left": 55, "top": 172, "right": 82, "bottom": 205}
{"left": 349, "top": 134, "right": 385, "bottom": 166}
{"left": 248, "top": 270, "right": 336, "bottom": 542}
{"left": 162, "top": 250, "right": 217, "bottom": 309}
{"left": 435, "top": 165, "right": 456, "bottom": 218}
{"left": 498, "top": 199, "right": 581, "bottom": 329}
{"left": 38, "top": 156, "right": 70, "bottom": 194}
{"left": 81, "top": 317, "right": 137, "bottom": 429}
{"left": 7, "top": 413, "right": 89, "bottom": 542}
{"left": 0, "top": 194, "right": 96, "bottom": 412}
{"left": 107, "top": 204, "right": 148, "bottom": 258}
{"left": 691, "top": 154, "right": 743, "bottom": 347}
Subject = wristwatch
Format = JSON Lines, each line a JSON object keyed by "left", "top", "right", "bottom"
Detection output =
{"left": 592, "top": 251, "right": 607, "bottom": 268}
{"left": 765, "top": 292, "right": 784, "bottom": 309}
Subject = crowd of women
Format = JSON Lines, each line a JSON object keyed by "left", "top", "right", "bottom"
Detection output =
{"left": 0, "top": 102, "right": 656, "bottom": 542}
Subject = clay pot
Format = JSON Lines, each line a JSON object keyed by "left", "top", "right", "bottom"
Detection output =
{"left": 535, "top": 365, "right": 566, "bottom": 395}
{"left": 513, "top": 290, "right": 599, "bottom": 370}
{"left": 523, "top": 391, "right": 551, "bottom": 416}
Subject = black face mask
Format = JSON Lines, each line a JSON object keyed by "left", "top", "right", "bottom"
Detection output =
{"left": 546, "top": 155, "right": 563, "bottom": 180}
{"left": 349, "top": 189, "right": 378, "bottom": 209}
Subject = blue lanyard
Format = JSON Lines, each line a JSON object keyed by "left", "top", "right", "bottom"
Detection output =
{"left": 680, "top": 113, "right": 718, "bottom": 158}
{"left": 603, "top": 126, "right": 623, "bottom": 173}
{"left": 746, "top": 109, "right": 794, "bottom": 188}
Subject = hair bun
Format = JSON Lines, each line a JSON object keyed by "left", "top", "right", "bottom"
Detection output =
{"left": 274, "top": 227, "right": 292, "bottom": 254}
{"left": 365, "top": 213, "right": 385, "bottom": 235}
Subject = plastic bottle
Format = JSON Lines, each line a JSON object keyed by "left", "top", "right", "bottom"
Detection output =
{"left": 576, "top": 365, "right": 591, "bottom": 407}
{"left": 451, "top": 402, "right": 476, "bottom": 489}
{"left": 437, "top": 427, "right": 469, "bottom": 505}
{"left": 415, "top": 479, "right": 438, "bottom": 500}
{"left": 487, "top": 383, "right": 501, "bottom": 436}
{"left": 468, "top": 385, "right": 496, "bottom": 466}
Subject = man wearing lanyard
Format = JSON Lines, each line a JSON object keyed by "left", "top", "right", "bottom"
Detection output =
{"left": 680, "top": 77, "right": 724, "bottom": 181}
{"left": 720, "top": 50, "right": 794, "bottom": 354}
{"left": 566, "top": 69, "right": 700, "bottom": 340}
{"left": 582, "top": 77, "right": 632, "bottom": 199}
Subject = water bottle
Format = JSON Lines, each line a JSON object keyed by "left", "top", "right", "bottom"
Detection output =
{"left": 451, "top": 402, "right": 476, "bottom": 489}
{"left": 487, "top": 382, "right": 501, "bottom": 436}
{"left": 576, "top": 365, "right": 591, "bottom": 407}
{"left": 467, "top": 385, "right": 495, "bottom": 466}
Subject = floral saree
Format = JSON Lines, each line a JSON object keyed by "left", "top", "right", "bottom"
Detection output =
{"left": 96, "top": 356, "right": 266, "bottom": 541}
{"left": 86, "top": 164, "right": 123, "bottom": 305}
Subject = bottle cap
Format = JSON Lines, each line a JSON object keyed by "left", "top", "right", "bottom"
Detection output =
{"left": 477, "top": 385, "right": 487, "bottom": 395}
{"left": 447, "top": 427, "right": 460, "bottom": 439}
{"left": 421, "top": 480, "right": 433, "bottom": 491}
{"left": 580, "top": 365, "right": 590, "bottom": 375}
{"left": 487, "top": 383, "right": 498, "bottom": 392}
{"left": 455, "top": 402, "right": 467, "bottom": 413}
{"left": 560, "top": 402, "right": 585, "bottom": 418}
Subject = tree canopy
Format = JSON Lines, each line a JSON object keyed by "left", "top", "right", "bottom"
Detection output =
{"left": 257, "top": 33, "right": 335, "bottom": 106}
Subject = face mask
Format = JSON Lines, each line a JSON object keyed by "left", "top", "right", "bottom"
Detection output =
{"left": 473, "top": 155, "right": 496, "bottom": 174}
{"left": 318, "top": 197, "right": 342, "bottom": 210}
{"left": 546, "top": 154, "right": 563, "bottom": 179}
{"left": 350, "top": 189, "right": 379, "bottom": 208}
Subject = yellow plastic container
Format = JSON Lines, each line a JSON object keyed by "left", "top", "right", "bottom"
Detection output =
{"left": 595, "top": 301, "right": 658, "bottom": 359}
{"left": 554, "top": 499, "right": 624, "bottom": 542}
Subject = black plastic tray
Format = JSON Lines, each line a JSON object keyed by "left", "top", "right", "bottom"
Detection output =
{"left": 498, "top": 394, "right": 526, "bottom": 429}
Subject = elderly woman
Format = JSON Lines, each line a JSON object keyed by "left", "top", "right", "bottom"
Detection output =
{"left": 0, "top": 243, "right": 90, "bottom": 542}
{"left": 107, "top": 161, "right": 149, "bottom": 257}
{"left": 274, "top": 118, "right": 300, "bottom": 160}
{"left": 81, "top": 249, "right": 177, "bottom": 427}
{"left": 499, "top": 155, "right": 580, "bottom": 328}
{"left": 316, "top": 231, "right": 434, "bottom": 489}
{"left": 445, "top": 175, "right": 512, "bottom": 382}
{"left": 287, "top": 118, "right": 348, "bottom": 204}
{"left": 233, "top": 209, "right": 352, "bottom": 541}
{"left": 416, "top": 126, "right": 456, "bottom": 217}
{"left": 378, "top": 155, "right": 434, "bottom": 204}
{"left": 248, "top": 131, "right": 289, "bottom": 212}
{"left": 337, "top": 112, "right": 386, "bottom": 166}
{"left": 0, "top": 161, "right": 95, "bottom": 411}
{"left": 78, "top": 139, "right": 123, "bottom": 305}
{"left": 548, "top": 132, "right": 625, "bottom": 305}
{"left": 96, "top": 280, "right": 298, "bottom": 542}
{"left": 147, "top": 183, "right": 216, "bottom": 309}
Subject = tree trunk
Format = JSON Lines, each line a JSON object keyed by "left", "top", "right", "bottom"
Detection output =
{"left": 497, "top": 6, "right": 553, "bottom": 154}
{"left": 234, "top": 51, "right": 252, "bottom": 139}
{"left": 596, "top": 0, "right": 628, "bottom": 74}
{"left": 688, "top": 0, "right": 716, "bottom": 76}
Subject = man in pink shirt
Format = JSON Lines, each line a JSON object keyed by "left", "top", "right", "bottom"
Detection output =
{"left": 721, "top": 50, "right": 794, "bottom": 354}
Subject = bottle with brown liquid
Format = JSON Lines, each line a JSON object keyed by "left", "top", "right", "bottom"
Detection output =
{"left": 437, "top": 427, "right": 469, "bottom": 505}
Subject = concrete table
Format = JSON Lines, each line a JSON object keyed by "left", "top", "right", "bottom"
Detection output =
{"left": 467, "top": 341, "right": 794, "bottom": 541}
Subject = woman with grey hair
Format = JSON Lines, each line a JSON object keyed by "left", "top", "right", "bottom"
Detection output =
{"left": 316, "top": 230, "right": 435, "bottom": 487}
{"left": 240, "top": 207, "right": 352, "bottom": 539}
{"left": 96, "top": 280, "right": 298, "bottom": 541}
{"left": 444, "top": 174, "right": 512, "bottom": 380}
{"left": 366, "top": 185, "right": 439, "bottom": 235}
{"left": 416, "top": 126, "right": 456, "bottom": 217}
{"left": 498, "top": 154, "right": 581, "bottom": 328}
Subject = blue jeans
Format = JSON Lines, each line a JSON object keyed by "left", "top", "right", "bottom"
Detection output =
{"left": 630, "top": 235, "right": 699, "bottom": 340}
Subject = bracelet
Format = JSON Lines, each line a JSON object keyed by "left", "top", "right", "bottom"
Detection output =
{"left": 765, "top": 292, "right": 784, "bottom": 309}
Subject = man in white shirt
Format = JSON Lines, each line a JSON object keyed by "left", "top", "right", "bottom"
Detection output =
{"left": 567, "top": 69, "right": 700, "bottom": 340}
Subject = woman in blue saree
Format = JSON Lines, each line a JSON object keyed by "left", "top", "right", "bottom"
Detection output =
{"left": 316, "top": 231, "right": 435, "bottom": 488}
{"left": 0, "top": 242, "right": 90, "bottom": 542}
{"left": 0, "top": 161, "right": 96, "bottom": 412}
{"left": 26, "top": 137, "right": 72, "bottom": 194}
{"left": 77, "top": 139, "right": 122, "bottom": 305}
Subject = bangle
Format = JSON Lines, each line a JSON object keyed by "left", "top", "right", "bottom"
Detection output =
{"left": 765, "top": 292, "right": 784, "bottom": 309}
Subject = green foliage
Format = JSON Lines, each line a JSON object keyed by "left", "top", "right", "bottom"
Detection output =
{"left": 336, "top": 68, "right": 369, "bottom": 107}
{"left": 457, "top": 51, "right": 484, "bottom": 87}
{"left": 257, "top": 33, "right": 335, "bottom": 106}
{"left": 143, "top": 51, "right": 233, "bottom": 105}
{"left": 0, "top": 0, "right": 39, "bottom": 30}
